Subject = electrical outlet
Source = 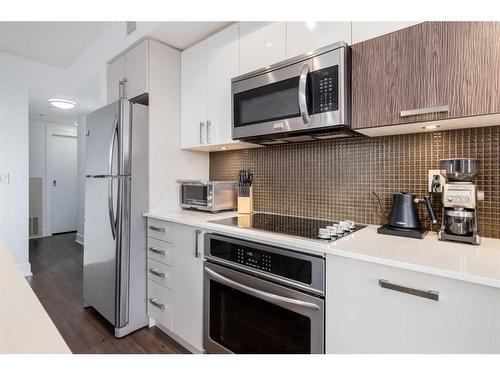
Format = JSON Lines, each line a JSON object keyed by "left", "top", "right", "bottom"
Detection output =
{"left": 0, "top": 173, "right": 10, "bottom": 184}
{"left": 428, "top": 170, "right": 445, "bottom": 193}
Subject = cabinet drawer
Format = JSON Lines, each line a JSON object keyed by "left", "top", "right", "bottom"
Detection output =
{"left": 147, "top": 258, "right": 173, "bottom": 289}
{"left": 148, "top": 279, "right": 172, "bottom": 330}
{"left": 147, "top": 219, "right": 172, "bottom": 242}
{"left": 147, "top": 238, "right": 173, "bottom": 265}
{"left": 327, "top": 255, "right": 500, "bottom": 353}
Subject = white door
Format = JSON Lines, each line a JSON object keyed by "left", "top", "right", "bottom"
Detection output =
{"left": 49, "top": 133, "right": 78, "bottom": 233}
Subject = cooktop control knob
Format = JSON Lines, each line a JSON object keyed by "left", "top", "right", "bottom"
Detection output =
{"left": 318, "top": 228, "right": 331, "bottom": 240}
{"left": 346, "top": 220, "right": 355, "bottom": 230}
{"left": 326, "top": 226, "right": 338, "bottom": 237}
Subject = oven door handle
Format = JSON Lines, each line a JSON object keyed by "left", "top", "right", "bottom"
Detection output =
{"left": 298, "top": 63, "right": 311, "bottom": 126}
{"left": 205, "top": 267, "right": 320, "bottom": 311}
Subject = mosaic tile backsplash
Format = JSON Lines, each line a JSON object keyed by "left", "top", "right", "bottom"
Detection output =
{"left": 210, "top": 125, "right": 500, "bottom": 239}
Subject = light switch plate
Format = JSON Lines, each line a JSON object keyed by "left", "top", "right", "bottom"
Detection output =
{"left": 428, "top": 170, "right": 445, "bottom": 193}
{"left": 0, "top": 173, "right": 10, "bottom": 184}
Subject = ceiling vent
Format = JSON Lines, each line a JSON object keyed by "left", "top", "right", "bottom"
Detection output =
{"left": 126, "top": 21, "right": 137, "bottom": 36}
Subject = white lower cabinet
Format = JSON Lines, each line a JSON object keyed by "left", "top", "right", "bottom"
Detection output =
{"left": 326, "top": 255, "right": 500, "bottom": 353}
{"left": 146, "top": 219, "right": 204, "bottom": 352}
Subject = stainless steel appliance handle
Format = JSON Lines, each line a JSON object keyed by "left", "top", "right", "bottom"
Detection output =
{"left": 194, "top": 229, "right": 202, "bottom": 258}
{"left": 379, "top": 279, "right": 439, "bottom": 301}
{"left": 107, "top": 114, "right": 119, "bottom": 240}
{"left": 149, "top": 225, "right": 165, "bottom": 233}
{"left": 199, "top": 121, "right": 205, "bottom": 144}
{"left": 400, "top": 105, "right": 449, "bottom": 117}
{"left": 206, "top": 121, "right": 212, "bottom": 144}
{"left": 298, "top": 63, "right": 310, "bottom": 125}
{"left": 149, "top": 268, "right": 166, "bottom": 278}
{"left": 149, "top": 247, "right": 166, "bottom": 255}
{"left": 149, "top": 298, "right": 165, "bottom": 310}
{"left": 205, "top": 267, "right": 320, "bottom": 310}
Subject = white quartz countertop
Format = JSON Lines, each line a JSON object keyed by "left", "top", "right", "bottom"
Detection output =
{"left": 0, "top": 241, "right": 71, "bottom": 354}
{"left": 145, "top": 210, "right": 500, "bottom": 289}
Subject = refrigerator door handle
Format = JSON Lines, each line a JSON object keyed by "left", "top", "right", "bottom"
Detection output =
{"left": 107, "top": 114, "right": 119, "bottom": 240}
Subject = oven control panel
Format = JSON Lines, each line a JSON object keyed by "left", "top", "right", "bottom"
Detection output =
{"left": 236, "top": 247, "right": 272, "bottom": 272}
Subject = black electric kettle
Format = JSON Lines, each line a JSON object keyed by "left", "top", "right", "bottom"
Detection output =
{"left": 373, "top": 192, "right": 437, "bottom": 230}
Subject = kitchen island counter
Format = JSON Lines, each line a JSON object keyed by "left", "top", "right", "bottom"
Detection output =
{"left": 0, "top": 241, "right": 71, "bottom": 354}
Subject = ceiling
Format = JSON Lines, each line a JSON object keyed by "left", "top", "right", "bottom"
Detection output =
{"left": 0, "top": 22, "right": 117, "bottom": 67}
{"left": 148, "top": 21, "right": 233, "bottom": 50}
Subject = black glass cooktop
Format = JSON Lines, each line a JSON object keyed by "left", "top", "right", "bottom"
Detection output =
{"left": 209, "top": 212, "right": 365, "bottom": 242}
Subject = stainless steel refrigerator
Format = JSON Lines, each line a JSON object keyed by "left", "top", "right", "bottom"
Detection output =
{"left": 83, "top": 97, "right": 149, "bottom": 338}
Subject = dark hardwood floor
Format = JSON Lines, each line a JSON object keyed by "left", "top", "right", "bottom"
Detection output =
{"left": 27, "top": 233, "right": 187, "bottom": 354}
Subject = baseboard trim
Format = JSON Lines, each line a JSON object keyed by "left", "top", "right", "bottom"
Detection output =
{"left": 18, "top": 262, "right": 32, "bottom": 277}
{"left": 75, "top": 233, "right": 84, "bottom": 245}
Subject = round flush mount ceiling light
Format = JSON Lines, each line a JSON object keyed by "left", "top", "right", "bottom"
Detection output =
{"left": 48, "top": 99, "right": 77, "bottom": 110}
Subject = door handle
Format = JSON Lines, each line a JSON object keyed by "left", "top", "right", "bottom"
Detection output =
{"left": 149, "top": 247, "right": 166, "bottom": 255}
{"left": 194, "top": 229, "right": 202, "bottom": 258}
{"left": 149, "top": 268, "right": 166, "bottom": 278}
{"left": 107, "top": 114, "right": 119, "bottom": 240}
{"left": 149, "top": 225, "right": 165, "bottom": 233}
{"left": 379, "top": 279, "right": 439, "bottom": 301}
{"left": 400, "top": 105, "right": 449, "bottom": 117}
{"left": 52, "top": 180, "right": 57, "bottom": 187}
{"left": 205, "top": 267, "right": 320, "bottom": 311}
{"left": 298, "top": 63, "right": 310, "bottom": 125}
{"left": 149, "top": 298, "right": 165, "bottom": 310}
{"left": 206, "top": 121, "right": 212, "bottom": 144}
{"left": 199, "top": 121, "right": 206, "bottom": 144}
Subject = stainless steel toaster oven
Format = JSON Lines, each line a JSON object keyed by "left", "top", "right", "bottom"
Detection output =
{"left": 180, "top": 181, "right": 237, "bottom": 213}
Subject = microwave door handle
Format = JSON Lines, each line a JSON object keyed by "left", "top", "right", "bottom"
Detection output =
{"left": 298, "top": 63, "right": 311, "bottom": 125}
{"left": 205, "top": 267, "right": 320, "bottom": 311}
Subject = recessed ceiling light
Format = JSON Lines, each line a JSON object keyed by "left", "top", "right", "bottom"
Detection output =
{"left": 73, "top": 121, "right": 79, "bottom": 126}
{"left": 422, "top": 125, "right": 440, "bottom": 130}
{"left": 265, "top": 42, "right": 272, "bottom": 48}
{"left": 48, "top": 99, "right": 76, "bottom": 110}
{"left": 220, "top": 146, "right": 228, "bottom": 150}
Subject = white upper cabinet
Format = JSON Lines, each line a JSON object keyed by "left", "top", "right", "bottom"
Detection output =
{"left": 205, "top": 23, "right": 240, "bottom": 146}
{"left": 351, "top": 22, "right": 421, "bottom": 44}
{"left": 123, "top": 40, "right": 149, "bottom": 100}
{"left": 181, "top": 41, "right": 207, "bottom": 149}
{"left": 106, "top": 40, "right": 149, "bottom": 103}
{"left": 181, "top": 24, "right": 257, "bottom": 151}
{"left": 239, "top": 22, "right": 286, "bottom": 75}
{"left": 286, "top": 22, "right": 351, "bottom": 58}
{"left": 107, "top": 55, "right": 125, "bottom": 103}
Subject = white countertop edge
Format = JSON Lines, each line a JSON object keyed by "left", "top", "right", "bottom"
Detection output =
{"left": 144, "top": 211, "right": 500, "bottom": 289}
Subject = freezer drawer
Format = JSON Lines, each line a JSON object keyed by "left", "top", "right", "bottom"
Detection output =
{"left": 147, "top": 258, "right": 173, "bottom": 289}
{"left": 148, "top": 279, "right": 173, "bottom": 331}
{"left": 147, "top": 219, "right": 173, "bottom": 242}
{"left": 147, "top": 237, "right": 173, "bottom": 266}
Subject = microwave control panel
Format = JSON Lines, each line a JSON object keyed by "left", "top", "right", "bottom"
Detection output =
{"left": 311, "top": 65, "right": 339, "bottom": 114}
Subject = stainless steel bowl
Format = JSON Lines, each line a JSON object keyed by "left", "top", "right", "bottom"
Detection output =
{"left": 440, "top": 158, "right": 480, "bottom": 182}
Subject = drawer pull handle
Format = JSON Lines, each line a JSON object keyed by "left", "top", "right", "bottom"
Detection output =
{"left": 379, "top": 279, "right": 439, "bottom": 301}
{"left": 149, "top": 298, "right": 165, "bottom": 310}
{"left": 149, "top": 247, "right": 166, "bottom": 255}
{"left": 149, "top": 268, "right": 166, "bottom": 278}
{"left": 149, "top": 225, "right": 165, "bottom": 233}
{"left": 400, "top": 105, "right": 449, "bottom": 118}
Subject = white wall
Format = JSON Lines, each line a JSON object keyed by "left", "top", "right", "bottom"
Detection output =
{"left": 29, "top": 120, "right": 78, "bottom": 237}
{"left": 0, "top": 52, "right": 66, "bottom": 275}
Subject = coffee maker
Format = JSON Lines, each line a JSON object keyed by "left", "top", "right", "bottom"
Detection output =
{"left": 438, "top": 158, "right": 483, "bottom": 245}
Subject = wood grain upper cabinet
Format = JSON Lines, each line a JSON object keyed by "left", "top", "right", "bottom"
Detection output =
{"left": 352, "top": 22, "right": 500, "bottom": 129}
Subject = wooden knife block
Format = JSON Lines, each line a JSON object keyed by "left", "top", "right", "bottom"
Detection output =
{"left": 237, "top": 187, "right": 253, "bottom": 215}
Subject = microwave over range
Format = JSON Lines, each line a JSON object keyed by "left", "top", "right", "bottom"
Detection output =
{"left": 231, "top": 42, "right": 354, "bottom": 145}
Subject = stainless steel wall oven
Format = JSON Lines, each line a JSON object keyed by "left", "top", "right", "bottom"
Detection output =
{"left": 203, "top": 233, "right": 325, "bottom": 354}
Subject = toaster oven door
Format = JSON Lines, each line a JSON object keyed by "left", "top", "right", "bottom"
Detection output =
{"left": 181, "top": 183, "right": 208, "bottom": 208}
